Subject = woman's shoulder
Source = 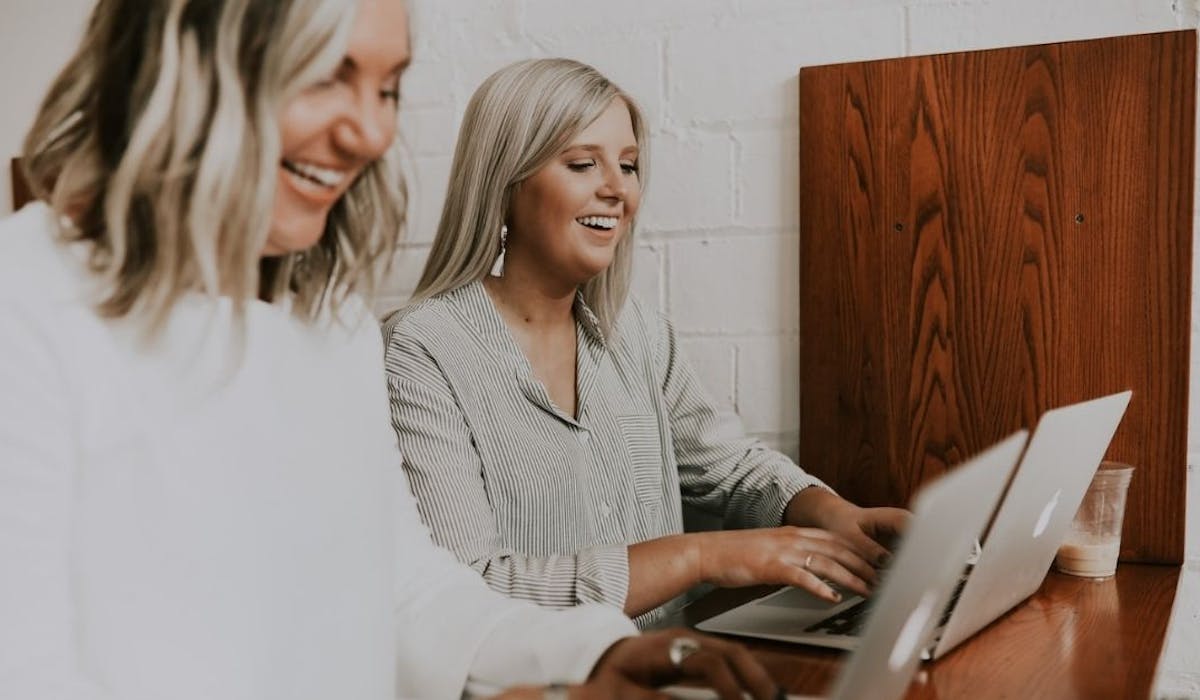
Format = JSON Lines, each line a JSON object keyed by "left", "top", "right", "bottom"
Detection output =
{"left": 382, "top": 294, "right": 448, "bottom": 341}
{"left": 380, "top": 285, "right": 477, "bottom": 353}
{"left": 0, "top": 202, "right": 89, "bottom": 306}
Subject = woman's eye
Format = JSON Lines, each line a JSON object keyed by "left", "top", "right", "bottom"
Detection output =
{"left": 621, "top": 162, "right": 639, "bottom": 175}
{"left": 306, "top": 72, "right": 351, "bottom": 97}
{"left": 567, "top": 160, "right": 595, "bottom": 172}
{"left": 309, "top": 77, "right": 338, "bottom": 92}
{"left": 380, "top": 79, "right": 402, "bottom": 103}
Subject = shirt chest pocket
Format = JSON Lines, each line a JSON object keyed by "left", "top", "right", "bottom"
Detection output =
{"left": 616, "top": 414, "right": 667, "bottom": 510}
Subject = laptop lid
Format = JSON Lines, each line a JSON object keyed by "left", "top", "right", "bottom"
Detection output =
{"left": 931, "top": 391, "right": 1132, "bottom": 658}
{"left": 826, "top": 429, "right": 1026, "bottom": 700}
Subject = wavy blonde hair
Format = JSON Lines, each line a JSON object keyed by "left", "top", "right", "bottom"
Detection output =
{"left": 411, "top": 58, "right": 647, "bottom": 337}
{"left": 21, "top": 0, "right": 406, "bottom": 335}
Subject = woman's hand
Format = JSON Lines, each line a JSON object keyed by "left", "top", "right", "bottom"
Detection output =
{"left": 490, "top": 630, "right": 779, "bottom": 699}
{"left": 784, "top": 487, "right": 910, "bottom": 571}
{"left": 587, "top": 629, "right": 780, "bottom": 700}
{"left": 694, "top": 527, "right": 877, "bottom": 603}
{"left": 623, "top": 494, "right": 904, "bottom": 616}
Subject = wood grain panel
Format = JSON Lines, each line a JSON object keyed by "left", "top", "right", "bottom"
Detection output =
{"left": 799, "top": 31, "right": 1195, "bottom": 563}
{"left": 10, "top": 158, "right": 33, "bottom": 210}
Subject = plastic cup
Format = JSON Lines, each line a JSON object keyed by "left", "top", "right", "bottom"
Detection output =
{"left": 1054, "top": 461, "right": 1134, "bottom": 579}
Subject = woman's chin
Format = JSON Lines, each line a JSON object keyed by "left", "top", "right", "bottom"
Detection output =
{"left": 585, "top": 257, "right": 617, "bottom": 281}
{"left": 263, "top": 220, "right": 327, "bottom": 257}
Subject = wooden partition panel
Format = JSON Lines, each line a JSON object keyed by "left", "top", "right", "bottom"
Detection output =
{"left": 799, "top": 31, "right": 1194, "bottom": 564}
{"left": 11, "top": 158, "right": 32, "bottom": 210}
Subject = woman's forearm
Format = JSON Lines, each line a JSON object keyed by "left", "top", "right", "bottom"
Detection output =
{"left": 624, "top": 533, "right": 706, "bottom": 617}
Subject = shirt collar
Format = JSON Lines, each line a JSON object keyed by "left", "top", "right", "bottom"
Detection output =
{"left": 452, "top": 279, "right": 597, "bottom": 427}
{"left": 572, "top": 291, "right": 608, "bottom": 348}
{"left": 451, "top": 280, "right": 522, "bottom": 364}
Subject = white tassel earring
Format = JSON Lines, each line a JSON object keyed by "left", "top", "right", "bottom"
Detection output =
{"left": 489, "top": 224, "right": 508, "bottom": 277}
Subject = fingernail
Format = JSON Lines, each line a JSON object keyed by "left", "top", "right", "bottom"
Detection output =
{"left": 831, "top": 590, "right": 842, "bottom": 602}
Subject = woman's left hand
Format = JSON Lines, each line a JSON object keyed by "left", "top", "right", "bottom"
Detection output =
{"left": 783, "top": 488, "right": 910, "bottom": 569}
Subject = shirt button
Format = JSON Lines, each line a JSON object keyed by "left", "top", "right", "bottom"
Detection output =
{"left": 577, "top": 430, "right": 590, "bottom": 445}
{"left": 600, "top": 502, "right": 612, "bottom": 518}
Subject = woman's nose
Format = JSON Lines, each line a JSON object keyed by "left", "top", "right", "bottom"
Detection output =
{"left": 335, "top": 95, "right": 395, "bottom": 159}
{"left": 597, "top": 167, "right": 627, "bottom": 200}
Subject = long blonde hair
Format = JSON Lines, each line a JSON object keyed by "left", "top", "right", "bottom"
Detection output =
{"left": 21, "top": 0, "right": 406, "bottom": 335}
{"left": 412, "top": 58, "right": 647, "bottom": 337}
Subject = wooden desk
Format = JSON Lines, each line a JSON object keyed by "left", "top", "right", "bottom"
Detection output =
{"left": 653, "top": 564, "right": 1179, "bottom": 699}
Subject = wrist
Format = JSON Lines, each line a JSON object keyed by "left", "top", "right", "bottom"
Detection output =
{"left": 685, "top": 532, "right": 712, "bottom": 585}
{"left": 783, "top": 486, "right": 847, "bottom": 529}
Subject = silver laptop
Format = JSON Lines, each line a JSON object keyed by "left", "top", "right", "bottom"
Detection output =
{"left": 672, "top": 429, "right": 1027, "bottom": 700}
{"left": 928, "top": 390, "right": 1131, "bottom": 656}
{"left": 697, "top": 391, "right": 1131, "bottom": 661}
{"left": 697, "top": 431, "right": 1026, "bottom": 649}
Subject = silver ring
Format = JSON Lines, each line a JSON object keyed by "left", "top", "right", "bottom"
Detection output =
{"left": 804, "top": 554, "right": 814, "bottom": 570}
{"left": 668, "top": 636, "right": 702, "bottom": 668}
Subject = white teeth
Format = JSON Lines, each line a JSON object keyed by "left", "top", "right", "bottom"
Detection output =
{"left": 284, "top": 159, "right": 346, "bottom": 188}
{"left": 576, "top": 215, "right": 618, "bottom": 230}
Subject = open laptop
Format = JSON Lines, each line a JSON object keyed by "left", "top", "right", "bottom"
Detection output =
{"left": 669, "top": 429, "right": 1027, "bottom": 700}
{"left": 928, "top": 389, "right": 1131, "bottom": 656}
{"left": 697, "top": 391, "right": 1131, "bottom": 658}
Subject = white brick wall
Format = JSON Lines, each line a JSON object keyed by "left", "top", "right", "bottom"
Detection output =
{"left": 668, "top": 235, "right": 800, "bottom": 333}
{"left": 2, "top": 0, "right": 1197, "bottom": 695}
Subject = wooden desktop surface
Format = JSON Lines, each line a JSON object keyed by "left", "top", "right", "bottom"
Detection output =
{"left": 653, "top": 564, "right": 1179, "bottom": 699}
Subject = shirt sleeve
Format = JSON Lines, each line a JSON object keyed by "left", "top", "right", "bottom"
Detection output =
{"left": 383, "top": 327, "right": 631, "bottom": 612}
{"left": 645, "top": 305, "right": 831, "bottom": 529}
{"left": 0, "top": 303, "right": 112, "bottom": 700}
{"left": 388, "top": 429, "right": 636, "bottom": 699}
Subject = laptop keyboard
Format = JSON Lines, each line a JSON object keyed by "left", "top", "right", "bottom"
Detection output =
{"left": 804, "top": 598, "right": 873, "bottom": 635}
{"left": 803, "top": 574, "right": 970, "bottom": 638}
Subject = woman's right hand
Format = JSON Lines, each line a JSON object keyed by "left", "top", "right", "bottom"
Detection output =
{"left": 586, "top": 629, "right": 780, "bottom": 700}
{"left": 491, "top": 629, "right": 780, "bottom": 700}
{"left": 694, "top": 527, "right": 878, "bottom": 603}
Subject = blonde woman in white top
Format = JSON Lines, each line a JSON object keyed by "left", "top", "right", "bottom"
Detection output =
{"left": 0, "top": 3, "right": 780, "bottom": 699}
{"left": 385, "top": 59, "right": 909, "bottom": 625}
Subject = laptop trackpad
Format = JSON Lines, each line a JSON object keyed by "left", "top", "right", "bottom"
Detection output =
{"left": 758, "top": 586, "right": 847, "bottom": 610}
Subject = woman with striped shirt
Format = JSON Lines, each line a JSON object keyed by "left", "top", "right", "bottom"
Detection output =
{"left": 384, "top": 58, "right": 909, "bottom": 625}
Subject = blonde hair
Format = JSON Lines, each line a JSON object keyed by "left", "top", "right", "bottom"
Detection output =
{"left": 21, "top": 0, "right": 406, "bottom": 335}
{"left": 412, "top": 58, "right": 647, "bottom": 337}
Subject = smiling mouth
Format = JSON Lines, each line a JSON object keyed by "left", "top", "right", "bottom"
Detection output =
{"left": 576, "top": 215, "right": 619, "bottom": 231}
{"left": 282, "top": 159, "right": 348, "bottom": 189}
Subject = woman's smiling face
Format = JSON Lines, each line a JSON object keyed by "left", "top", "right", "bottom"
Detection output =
{"left": 505, "top": 97, "right": 641, "bottom": 287}
{"left": 266, "top": 0, "right": 411, "bottom": 257}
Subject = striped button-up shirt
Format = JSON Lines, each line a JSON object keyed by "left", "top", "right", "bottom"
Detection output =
{"left": 382, "top": 281, "right": 825, "bottom": 624}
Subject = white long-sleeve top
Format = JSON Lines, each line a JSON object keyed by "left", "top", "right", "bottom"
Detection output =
{"left": 0, "top": 203, "right": 636, "bottom": 700}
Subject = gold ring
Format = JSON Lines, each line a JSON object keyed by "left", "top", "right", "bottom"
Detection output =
{"left": 668, "top": 636, "right": 702, "bottom": 668}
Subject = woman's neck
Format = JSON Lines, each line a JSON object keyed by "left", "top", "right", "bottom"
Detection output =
{"left": 482, "top": 270, "right": 576, "bottom": 330}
